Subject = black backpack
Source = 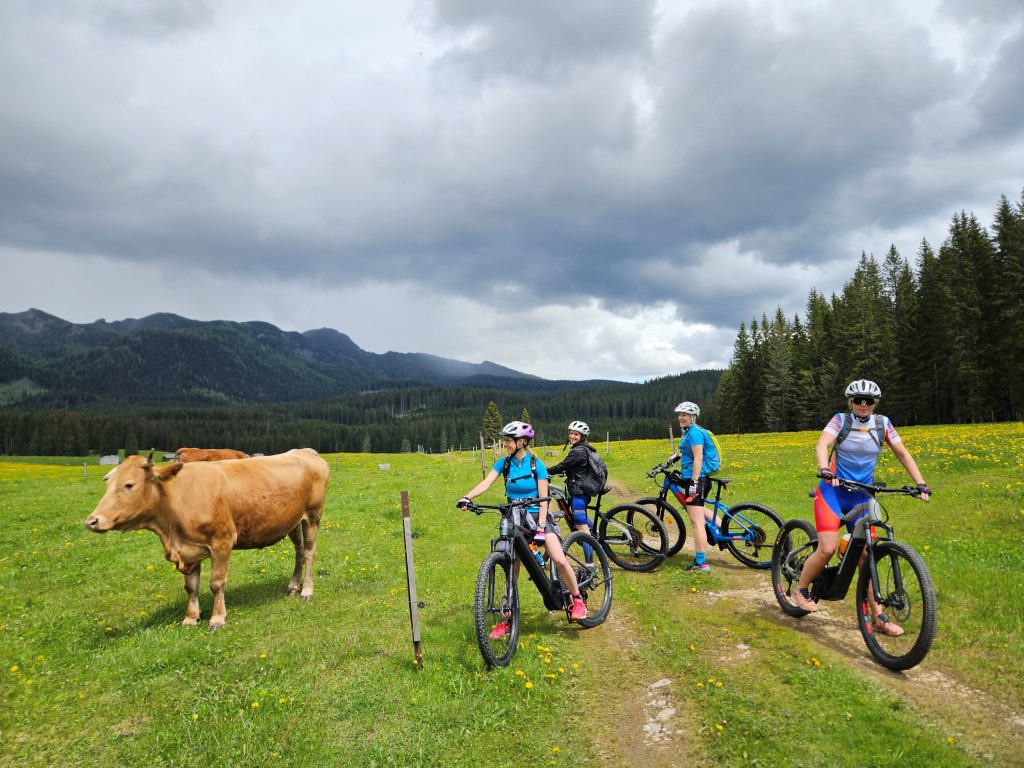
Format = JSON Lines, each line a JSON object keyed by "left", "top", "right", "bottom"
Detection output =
{"left": 576, "top": 445, "right": 609, "bottom": 498}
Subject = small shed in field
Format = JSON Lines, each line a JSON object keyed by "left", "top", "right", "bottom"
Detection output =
{"left": 99, "top": 455, "right": 119, "bottom": 466}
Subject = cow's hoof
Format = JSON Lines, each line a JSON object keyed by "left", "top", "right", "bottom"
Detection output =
{"left": 182, "top": 617, "right": 199, "bottom": 627}
{"left": 286, "top": 587, "right": 299, "bottom": 596}
{"left": 208, "top": 621, "right": 225, "bottom": 632}
{"left": 300, "top": 594, "right": 313, "bottom": 602}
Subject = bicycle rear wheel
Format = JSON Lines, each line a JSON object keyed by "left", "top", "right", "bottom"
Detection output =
{"left": 562, "top": 531, "right": 612, "bottom": 628}
{"left": 722, "top": 502, "right": 784, "bottom": 569}
{"left": 473, "top": 550, "right": 520, "bottom": 668}
{"left": 771, "top": 518, "right": 818, "bottom": 617}
{"left": 635, "top": 497, "right": 686, "bottom": 556}
{"left": 856, "top": 541, "right": 936, "bottom": 671}
{"left": 598, "top": 503, "right": 668, "bottom": 572}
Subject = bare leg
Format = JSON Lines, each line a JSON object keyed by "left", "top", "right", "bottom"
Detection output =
{"left": 687, "top": 503, "right": 709, "bottom": 556}
{"left": 797, "top": 530, "right": 838, "bottom": 591}
{"left": 546, "top": 532, "right": 579, "bottom": 595}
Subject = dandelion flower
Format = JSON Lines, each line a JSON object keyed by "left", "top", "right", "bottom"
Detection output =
{"left": 515, "top": 670, "right": 525, "bottom": 676}
{"left": 715, "top": 723, "right": 724, "bottom": 731}
{"left": 689, "top": 644, "right": 696, "bottom": 651}
{"left": 9, "top": 665, "right": 17, "bottom": 673}
{"left": 691, "top": 587, "right": 697, "bottom": 593}
{"left": 552, "top": 746, "right": 560, "bottom": 753}
{"left": 259, "top": 653, "right": 268, "bottom": 659}
{"left": 525, "top": 681, "right": 534, "bottom": 689}
{"left": 571, "top": 663, "right": 579, "bottom": 670}
{"left": 558, "top": 667, "right": 565, "bottom": 673}
{"left": 716, "top": 682, "right": 723, "bottom": 688}
{"left": 947, "top": 737, "right": 956, "bottom": 745}
{"left": 251, "top": 701, "right": 260, "bottom": 709}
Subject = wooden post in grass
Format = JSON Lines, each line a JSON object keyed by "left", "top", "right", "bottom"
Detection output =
{"left": 479, "top": 434, "right": 486, "bottom": 478}
{"left": 401, "top": 491, "right": 424, "bottom": 669}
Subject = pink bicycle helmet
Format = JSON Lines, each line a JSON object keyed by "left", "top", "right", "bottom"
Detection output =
{"left": 500, "top": 421, "right": 535, "bottom": 439}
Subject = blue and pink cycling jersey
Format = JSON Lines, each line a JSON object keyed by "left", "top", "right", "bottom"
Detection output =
{"left": 814, "top": 413, "right": 902, "bottom": 532}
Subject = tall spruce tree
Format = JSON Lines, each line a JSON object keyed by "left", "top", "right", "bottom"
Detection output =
{"left": 482, "top": 401, "right": 503, "bottom": 447}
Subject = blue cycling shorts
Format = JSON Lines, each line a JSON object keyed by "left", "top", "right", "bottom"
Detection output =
{"left": 571, "top": 495, "right": 591, "bottom": 527}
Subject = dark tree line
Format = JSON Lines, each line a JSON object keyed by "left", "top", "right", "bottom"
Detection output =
{"left": 715, "top": 191, "right": 1024, "bottom": 432}
{"left": 0, "top": 371, "right": 723, "bottom": 456}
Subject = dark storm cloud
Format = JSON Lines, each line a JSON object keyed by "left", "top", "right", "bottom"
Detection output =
{"left": 0, "top": 0, "right": 1021, "bottom": 342}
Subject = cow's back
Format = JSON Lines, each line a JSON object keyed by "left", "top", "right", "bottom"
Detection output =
{"left": 171, "top": 449, "right": 328, "bottom": 549}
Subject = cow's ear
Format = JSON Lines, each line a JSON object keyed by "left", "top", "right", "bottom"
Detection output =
{"left": 155, "top": 462, "right": 185, "bottom": 481}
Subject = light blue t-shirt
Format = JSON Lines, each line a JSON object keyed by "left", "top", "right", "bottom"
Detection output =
{"left": 678, "top": 424, "right": 721, "bottom": 477}
{"left": 493, "top": 454, "right": 549, "bottom": 513}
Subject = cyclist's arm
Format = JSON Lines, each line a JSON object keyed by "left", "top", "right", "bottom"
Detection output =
{"left": 547, "top": 446, "right": 586, "bottom": 476}
{"left": 537, "top": 476, "right": 550, "bottom": 527}
{"left": 463, "top": 469, "right": 501, "bottom": 501}
{"left": 690, "top": 443, "right": 703, "bottom": 481}
{"left": 815, "top": 431, "right": 835, "bottom": 473}
{"left": 890, "top": 441, "right": 929, "bottom": 497}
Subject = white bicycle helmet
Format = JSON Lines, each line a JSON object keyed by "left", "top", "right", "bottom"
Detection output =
{"left": 674, "top": 401, "right": 700, "bottom": 417}
{"left": 499, "top": 420, "right": 535, "bottom": 439}
{"left": 845, "top": 380, "right": 882, "bottom": 399}
{"left": 567, "top": 420, "right": 590, "bottom": 436}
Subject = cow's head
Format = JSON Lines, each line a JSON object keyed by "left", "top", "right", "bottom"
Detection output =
{"left": 84, "top": 450, "right": 184, "bottom": 532}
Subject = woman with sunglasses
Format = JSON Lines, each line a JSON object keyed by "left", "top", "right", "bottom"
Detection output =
{"left": 792, "top": 380, "right": 931, "bottom": 635}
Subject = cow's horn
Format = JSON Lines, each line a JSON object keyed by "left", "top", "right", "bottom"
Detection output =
{"left": 144, "top": 448, "right": 155, "bottom": 467}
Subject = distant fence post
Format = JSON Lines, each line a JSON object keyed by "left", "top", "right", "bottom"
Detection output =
{"left": 401, "top": 491, "right": 424, "bottom": 669}
{"left": 669, "top": 427, "right": 675, "bottom": 453}
{"left": 479, "top": 434, "right": 486, "bottom": 478}
{"left": 84, "top": 462, "right": 88, "bottom": 479}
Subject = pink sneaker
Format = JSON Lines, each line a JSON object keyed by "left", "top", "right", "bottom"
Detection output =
{"left": 488, "top": 620, "right": 510, "bottom": 640}
{"left": 791, "top": 586, "right": 818, "bottom": 612}
{"left": 570, "top": 597, "right": 588, "bottom": 622}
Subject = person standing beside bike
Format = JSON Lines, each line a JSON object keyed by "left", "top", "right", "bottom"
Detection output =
{"left": 457, "top": 421, "right": 588, "bottom": 634}
{"left": 546, "top": 420, "right": 597, "bottom": 541}
{"left": 673, "top": 401, "right": 721, "bottom": 572}
{"left": 792, "top": 379, "right": 931, "bottom": 634}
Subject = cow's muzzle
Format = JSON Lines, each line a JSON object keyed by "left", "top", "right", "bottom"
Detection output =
{"left": 84, "top": 516, "right": 108, "bottom": 532}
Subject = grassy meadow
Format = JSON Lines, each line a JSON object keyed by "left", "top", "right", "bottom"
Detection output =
{"left": 1, "top": 423, "right": 1022, "bottom": 767}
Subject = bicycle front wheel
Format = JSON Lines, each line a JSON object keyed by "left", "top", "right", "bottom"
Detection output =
{"left": 599, "top": 503, "right": 668, "bottom": 572}
{"left": 771, "top": 518, "right": 818, "bottom": 617}
{"left": 856, "top": 541, "right": 936, "bottom": 671}
{"left": 635, "top": 496, "right": 686, "bottom": 556}
{"left": 722, "top": 502, "right": 784, "bottom": 569}
{"left": 473, "top": 551, "right": 520, "bottom": 668}
{"left": 562, "top": 531, "right": 612, "bottom": 628}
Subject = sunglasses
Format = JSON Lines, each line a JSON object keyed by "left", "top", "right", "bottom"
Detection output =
{"left": 851, "top": 397, "right": 876, "bottom": 406}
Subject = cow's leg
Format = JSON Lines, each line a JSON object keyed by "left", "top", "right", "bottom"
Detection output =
{"left": 286, "top": 525, "right": 304, "bottom": 596}
{"left": 300, "top": 516, "right": 320, "bottom": 601}
{"left": 182, "top": 562, "right": 201, "bottom": 626}
{"left": 208, "top": 547, "right": 231, "bottom": 630}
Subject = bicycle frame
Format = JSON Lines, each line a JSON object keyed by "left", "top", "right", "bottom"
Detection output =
{"left": 486, "top": 501, "right": 572, "bottom": 614}
{"left": 808, "top": 480, "right": 917, "bottom": 605}
{"left": 655, "top": 470, "right": 761, "bottom": 548}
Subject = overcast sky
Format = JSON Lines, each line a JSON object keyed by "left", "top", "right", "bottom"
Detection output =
{"left": 1, "top": 0, "right": 1021, "bottom": 381}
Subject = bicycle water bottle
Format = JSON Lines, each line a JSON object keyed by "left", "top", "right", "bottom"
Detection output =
{"left": 838, "top": 533, "right": 851, "bottom": 557}
{"left": 530, "top": 543, "right": 545, "bottom": 566}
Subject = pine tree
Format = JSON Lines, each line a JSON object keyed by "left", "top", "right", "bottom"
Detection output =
{"left": 482, "top": 401, "right": 503, "bottom": 447}
{"left": 762, "top": 308, "right": 793, "bottom": 431}
{"left": 991, "top": 192, "right": 1024, "bottom": 419}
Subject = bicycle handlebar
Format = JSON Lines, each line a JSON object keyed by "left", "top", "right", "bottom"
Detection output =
{"left": 833, "top": 478, "right": 924, "bottom": 496}
{"left": 646, "top": 455, "right": 680, "bottom": 478}
{"left": 463, "top": 497, "right": 550, "bottom": 515}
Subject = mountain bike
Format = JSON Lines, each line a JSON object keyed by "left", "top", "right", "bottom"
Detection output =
{"left": 770, "top": 479, "right": 936, "bottom": 671}
{"left": 549, "top": 481, "right": 668, "bottom": 572}
{"left": 466, "top": 497, "right": 613, "bottom": 669}
{"left": 636, "top": 458, "right": 783, "bottom": 568}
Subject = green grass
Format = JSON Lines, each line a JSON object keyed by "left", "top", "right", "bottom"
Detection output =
{"left": 1, "top": 424, "right": 1022, "bottom": 767}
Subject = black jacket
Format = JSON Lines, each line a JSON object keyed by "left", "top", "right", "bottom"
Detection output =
{"left": 546, "top": 442, "right": 594, "bottom": 496}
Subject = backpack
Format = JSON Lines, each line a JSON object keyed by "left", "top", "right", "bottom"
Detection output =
{"left": 704, "top": 429, "right": 723, "bottom": 475}
{"left": 829, "top": 413, "right": 886, "bottom": 461}
{"left": 576, "top": 445, "right": 609, "bottom": 498}
{"left": 501, "top": 453, "right": 538, "bottom": 491}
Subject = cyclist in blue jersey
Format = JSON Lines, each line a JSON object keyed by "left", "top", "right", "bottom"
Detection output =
{"left": 673, "top": 401, "right": 721, "bottom": 572}
{"left": 792, "top": 380, "right": 931, "bottom": 634}
{"left": 457, "top": 421, "right": 588, "bottom": 636}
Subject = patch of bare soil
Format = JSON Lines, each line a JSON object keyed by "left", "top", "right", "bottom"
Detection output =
{"left": 573, "top": 606, "right": 708, "bottom": 768}
{"left": 709, "top": 570, "right": 1024, "bottom": 767}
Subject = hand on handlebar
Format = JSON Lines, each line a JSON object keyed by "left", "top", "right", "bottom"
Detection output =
{"left": 916, "top": 483, "right": 932, "bottom": 501}
{"left": 456, "top": 496, "right": 472, "bottom": 510}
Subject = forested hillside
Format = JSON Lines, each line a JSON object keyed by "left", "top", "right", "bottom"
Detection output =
{"left": 714, "top": 191, "right": 1024, "bottom": 431}
{"left": 0, "top": 371, "right": 722, "bottom": 456}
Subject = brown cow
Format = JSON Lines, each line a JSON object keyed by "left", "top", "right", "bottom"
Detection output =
{"left": 84, "top": 448, "right": 329, "bottom": 629}
{"left": 175, "top": 447, "right": 249, "bottom": 462}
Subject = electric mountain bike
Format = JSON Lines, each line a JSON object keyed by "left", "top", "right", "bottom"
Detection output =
{"left": 637, "top": 458, "right": 783, "bottom": 568}
{"left": 549, "top": 480, "right": 669, "bottom": 572}
{"left": 467, "top": 497, "right": 613, "bottom": 669}
{"left": 771, "top": 479, "right": 936, "bottom": 670}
